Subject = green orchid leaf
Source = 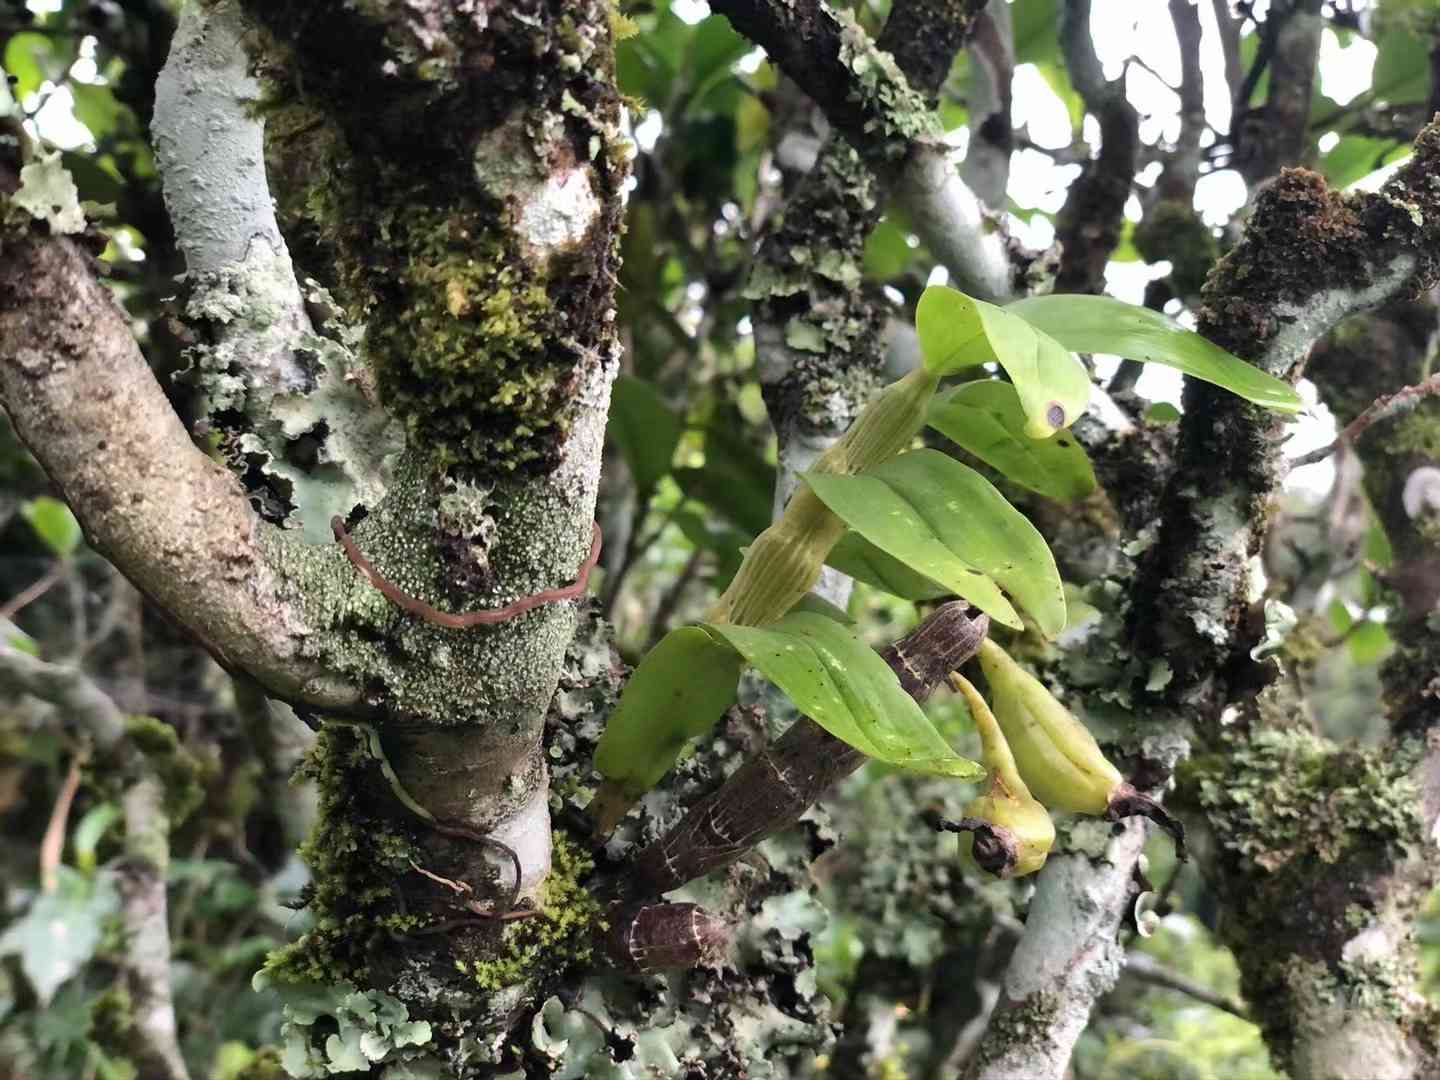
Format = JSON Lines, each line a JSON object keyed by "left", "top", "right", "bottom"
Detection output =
{"left": 916, "top": 285, "right": 1091, "bottom": 437}
{"left": 1007, "top": 294, "right": 1303, "bottom": 413}
{"left": 804, "top": 449, "right": 1066, "bottom": 636}
{"left": 704, "top": 611, "right": 983, "bottom": 780}
{"left": 594, "top": 626, "right": 744, "bottom": 801}
{"left": 825, "top": 531, "right": 950, "bottom": 601}
{"left": 928, "top": 380, "right": 1097, "bottom": 503}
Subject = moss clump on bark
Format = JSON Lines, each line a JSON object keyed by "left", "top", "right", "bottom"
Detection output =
{"left": 259, "top": 727, "right": 422, "bottom": 987}
{"left": 1183, "top": 724, "right": 1426, "bottom": 1067}
{"left": 125, "top": 715, "right": 207, "bottom": 822}
{"left": 362, "top": 202, "right": 566, "bottom": 473}
{"left": 460, "top": 832, "right": 605, "bottom": 991}
{"left": 1134, "top": 199, "right": 1218, "bottom": 299}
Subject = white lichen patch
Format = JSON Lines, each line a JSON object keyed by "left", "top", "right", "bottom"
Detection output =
{"left": 517, "top": 166, "right": 601, "bottom": 257}
{"left": 12, "top": 153, "right": 86, "bottom": 234}
{"left": 474, "top": 108, "right": 602, "bottom": 266}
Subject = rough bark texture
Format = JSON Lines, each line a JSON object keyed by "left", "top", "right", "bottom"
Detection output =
{"left": 712, "top": 0, "right": 1018, "bottom": 301}
{"left": 0, "top": 220, "right": 355, "bottom": 710}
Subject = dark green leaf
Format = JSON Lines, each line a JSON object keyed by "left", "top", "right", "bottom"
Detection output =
{"left": 916, "top": 285, "right": 1092, "bottom": 436}
{"left": 825, "top": 531, "right": 950, "bottom": 601}
{"left": 607, "top": 375, "right": 682, "bottom": 494}
{"left": 594, "top": 627, "right": 744, "bottom": 800}
{"left": 704, "top": 611, "right": 983, "bottom": 780}
{"left": 1371, "top": 25, "right": 1431, "bottom": 105}
{"left": 804, "top": 449, "right": 1067, "bottom": 635}
{"left": 1008, "top": 294, "right": 1304, "bottom": 413}
{"left": 1013, "top": 0, "right": 1061, "bottom": 65}
{"left": 927, "top": 380, "right": 1097, "bottom": 502}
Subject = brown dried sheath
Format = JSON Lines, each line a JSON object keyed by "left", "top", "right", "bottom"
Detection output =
{"left": 331, "top": 517, "right": 602, "bottom": 628}
{"left": 624, "top": 602, "right": 989, "bottom": 898}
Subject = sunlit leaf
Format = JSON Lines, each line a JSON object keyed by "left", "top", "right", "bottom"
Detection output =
{"left": 22, "top": 496, "right": 82, "bottom": 557}
{"left": 1008, "top": 294, "right": 1304, "bottom": 413}
{"left": 0, "top": 867, "right": 119, "bottom": 1005}
{"left": 804, "top": 449, "right": 1066, "bottom": 635}
{"left": 704, "top": 611, "right": 984, "bottom": 780}
{"left": 927, "top": 380, "right": 1097, "bottom": 502}
{"left": 916, "top": 285, "right": 1091, "bottom": 437}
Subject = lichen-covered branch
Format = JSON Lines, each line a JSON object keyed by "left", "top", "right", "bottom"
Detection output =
{"left": 711, "top": 0, "right": 1017, "bottom": 300}
{"left": 0, "top": 212, "right": 359, "bottom": 712}
{"left": 153, "top": 0, "right": 399, "bottom": 541}
{"left": 1137, "top": 123, "right": 1440, "bottom": 697}
{"left": 964, "top": 822, "right": 1147, "bottom": 1080}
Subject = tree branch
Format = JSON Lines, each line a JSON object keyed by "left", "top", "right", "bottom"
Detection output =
{"left": 0, "top": 219, "right": 360, "bottom": 712}
{"left": 1054, "top": 0, "right": 1140, "bottom": 295}
{"left": 960, "top": 2, "right": 1014, "bottom": 210}
{"left": 1138, "top": 122, "right": 1440, "bottom": 695}
{"left": 711, "top": 0, "right": 1018, "bottom": 300}
{"left": 153, "top": 0, "right": 399, "bottom": 542}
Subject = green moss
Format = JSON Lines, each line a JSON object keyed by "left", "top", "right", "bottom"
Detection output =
{"left": 1386, "top": 408, "right": 1440, "bottom": 460}
{"left": 359, "top": 201, "right": 565, "bottom": 472}
{"left": 259, "top": 727, "right": 420, "bottom": 987}
{"left": 90, "top": 985, "right": 134, "bottom": 1054}
{"left": 467, "top": 833, "right": 605, "bottom": 991}
{"left": 224, "top": 1047, "right": 287, "bottom": 1080}
{"left": 1134, "top": 199, "right": 1219, "bottom": 298}
{"left": 124, "top": 715, "right": 208, "bottom": 825}
{"left": 1188, "top": 727, "right": 1421, "bottom": 874}
{"left": 1182, "top": 725, "right": 1428, "bottom": 1067}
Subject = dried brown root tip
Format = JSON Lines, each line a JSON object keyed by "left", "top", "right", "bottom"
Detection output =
{"left": 604, "top": 902, "right": 731, "bottom": 973}
{"left": 1106, "top": 783, "right": 1187, "bottom": 862}
{"left": 936, "top": 816, "right": 1020, "bottom": 879}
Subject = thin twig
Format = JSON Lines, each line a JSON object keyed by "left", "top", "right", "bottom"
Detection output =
{"left": 1290, "top": 372, "right": 1440, "bottom": 469}
{"left": 1124, "top": 952, "right": 1252, "bottom": 1021}
{"left": 0, "top": 560, "right": 66, "bottom": 626}
{"left": 39, "top": 752, "right": 84, "bottom": 892}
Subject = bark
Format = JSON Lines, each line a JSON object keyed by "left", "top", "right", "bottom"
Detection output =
{"left": 1054, "top": 0, "right": 1139, "bottom": 296}
{"left": 711, "top": 0, "right": 1019, "bottom": 301}
{"left": 0, "top": 215, "right": 355, "bottom": 710}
